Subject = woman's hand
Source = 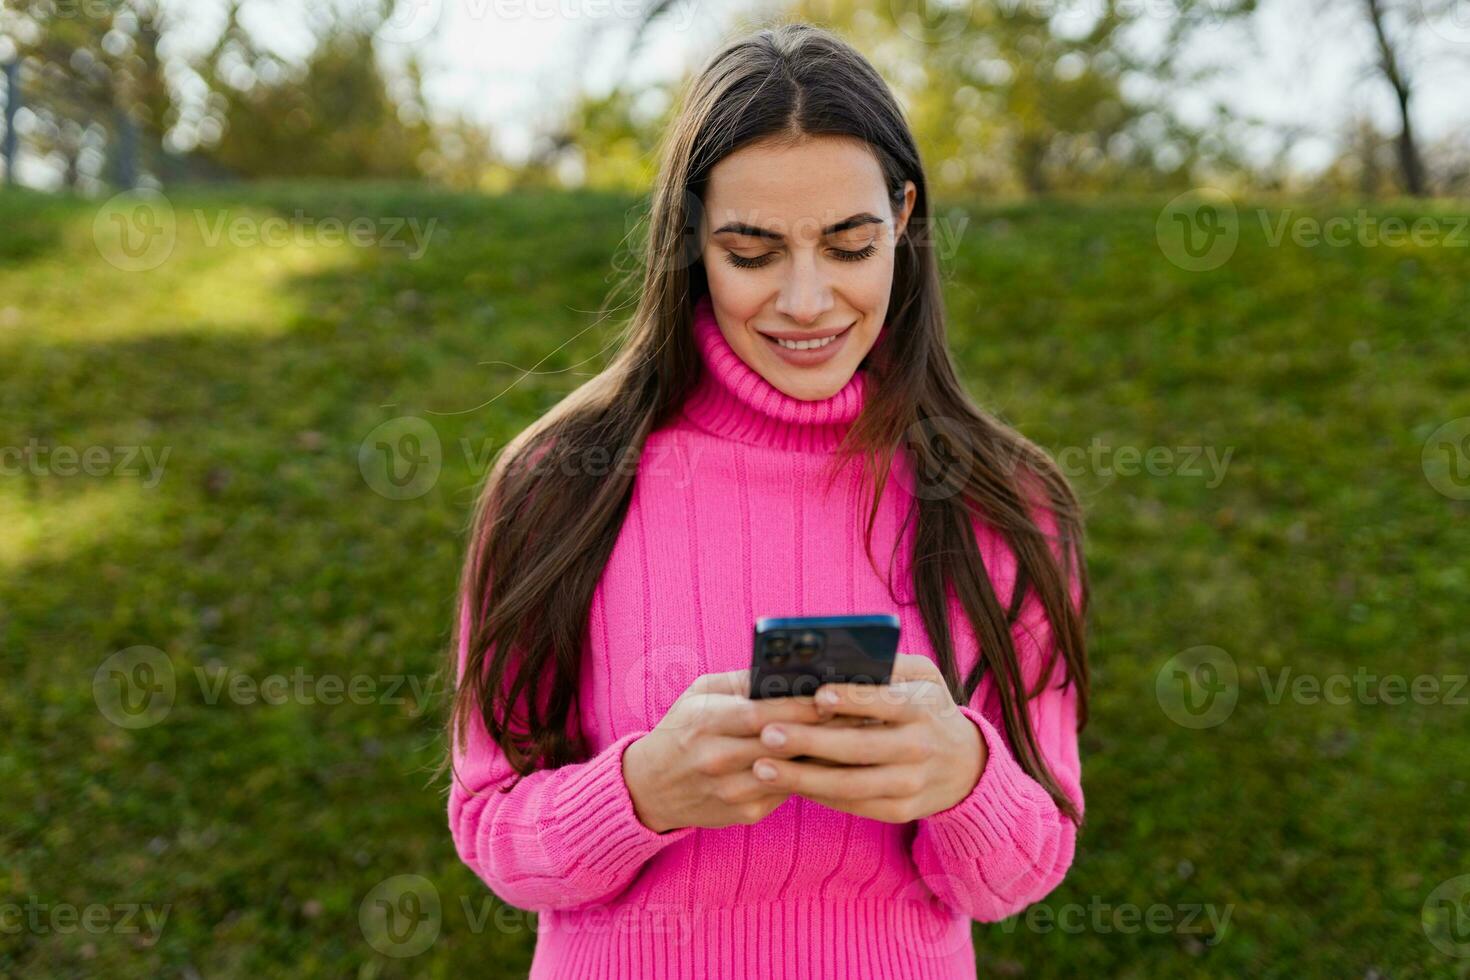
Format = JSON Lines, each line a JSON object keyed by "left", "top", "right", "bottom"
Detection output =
{"left": 623, "top": 668, "right": 867, "bottom": 833}
{"left": 748, "top": 653, "right": 988, "bottom": 822}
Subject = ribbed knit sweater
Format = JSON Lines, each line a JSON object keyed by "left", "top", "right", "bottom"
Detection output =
{"left": 449, "top": 292, "right": 1084, "bottom": 979}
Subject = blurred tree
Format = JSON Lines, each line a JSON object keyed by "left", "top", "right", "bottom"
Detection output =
{"left": 197, "top": 3, "right": 432, "bottom": 179}
{"left": 1307, "top": 0, "right": 1467, "bottom": 196}
{"left": 1, "top": 0, "right": 174, "bottom": 189}
{"left": 420, "top": 111, "right": 504, "bottom": 190}
{"left": 622, "top": 0, "right": 1256, "bottom": 197}
{"left": 538, "top": 85, "right": 672, "bottom": 190}
{"left": 1422, "top": 130, "right": 1470, "bottom": 196}
{"left": 1360, "top": 0, "right": 1425, "bottom": 194}
{"left": 1318, "top": 114, "right": 1400, "bottom": 197}
{"left": 0, "top": 0, "right": 500, "bottom": 188}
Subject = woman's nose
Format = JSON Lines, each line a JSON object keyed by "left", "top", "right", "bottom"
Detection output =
{"left": 773, "top": 255, "right": 834, "bottom": 325}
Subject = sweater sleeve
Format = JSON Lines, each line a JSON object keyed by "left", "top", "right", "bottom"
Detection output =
{"left": 447, "top": 598, "right": 695, "bottom": 912}
{"left": 909, "top": 507, "right": 1085, "bottom": 923}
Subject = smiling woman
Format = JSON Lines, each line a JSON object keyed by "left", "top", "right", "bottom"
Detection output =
{"left": 444, "top": 22, "right": 1089, "bottom": 980}
{"left": 701, "top": 136, "right": 915, "bottom": 399}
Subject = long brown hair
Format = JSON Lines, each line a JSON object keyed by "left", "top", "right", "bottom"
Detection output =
{"left": 443, "top": 23, "right": 1089, "bottom": 824}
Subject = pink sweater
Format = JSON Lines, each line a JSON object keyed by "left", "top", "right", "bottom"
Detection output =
{"left": 449, "top": 292, "right": 1084, "bottom": 979}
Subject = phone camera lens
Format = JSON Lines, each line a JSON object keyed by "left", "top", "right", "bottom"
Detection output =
{"left": 792, "top": 631, "right": 823, "bottom": 661}
{"left": 765, "top": 635, "right": 790, "bottom": 667}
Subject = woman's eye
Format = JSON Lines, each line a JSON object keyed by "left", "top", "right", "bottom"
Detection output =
{"left": 831, "top": 242, "right": 878, "bottom": 262}
{"left": 724, "top": 251, "right": 774, "bottom": 269}
{"left": 723, "top": 242, "right": 878, "bottom": 269}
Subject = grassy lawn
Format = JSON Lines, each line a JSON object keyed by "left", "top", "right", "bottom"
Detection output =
{"left": 1, "top": 183, "right": 1467, "bottom": 978}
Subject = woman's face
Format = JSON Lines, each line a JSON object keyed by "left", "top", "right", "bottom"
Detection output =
{"left": 699, "top": 135, "right": 916, "bottom": 401}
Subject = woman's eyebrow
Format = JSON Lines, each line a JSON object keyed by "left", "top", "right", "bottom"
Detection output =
{"left": 711, "top": 213, "right": 885, "bottom": 240}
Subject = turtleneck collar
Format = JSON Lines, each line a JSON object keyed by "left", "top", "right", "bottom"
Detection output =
{"left": 677, "top": 292, "right": 870, "bottom": 454}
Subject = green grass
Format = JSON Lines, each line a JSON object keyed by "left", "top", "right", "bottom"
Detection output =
{"left": 1, "top": 183, "right": 1467, "bottom": 978}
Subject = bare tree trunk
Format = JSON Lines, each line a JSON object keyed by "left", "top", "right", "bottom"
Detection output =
{"left": 1363, "top": 0, "right": 1426, "bottom": 195}
{"left": 111, "top": 107, "right": 137, "bottom": 189}
{"left": 63, "top": 149, "right": 80, "bottom": 189}
{"left": 2, "top": 60, "right": 18, "bottom": 186}
{"left": 1018, "top": 135, "right": 1049, "bottom": 196}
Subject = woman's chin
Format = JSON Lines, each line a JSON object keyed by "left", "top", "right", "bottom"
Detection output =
{"left": 765, "top": 364, "right": 853, "bottom": 401}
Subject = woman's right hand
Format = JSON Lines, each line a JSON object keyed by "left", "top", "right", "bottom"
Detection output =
{"left": 623, "top": 668, "right": 851, "bottom": 833}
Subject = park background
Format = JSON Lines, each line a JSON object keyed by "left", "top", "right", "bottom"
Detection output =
{"left": 2, "top": 1, "right": 1468, "bottom": 976}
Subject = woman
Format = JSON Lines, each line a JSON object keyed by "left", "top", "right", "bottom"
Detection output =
{"left": 445, "top": 23, "right": 1089, "bottom": 979}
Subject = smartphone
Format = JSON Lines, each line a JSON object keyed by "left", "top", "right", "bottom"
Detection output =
{"left": 749, "top": 613, "right": 900, "bottom": 700}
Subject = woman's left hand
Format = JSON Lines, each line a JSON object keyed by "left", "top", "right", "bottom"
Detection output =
{"left": 750, "top": 653, "right": 988, "bottom": 822}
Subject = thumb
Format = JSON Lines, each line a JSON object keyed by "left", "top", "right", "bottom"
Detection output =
{"left": 687, "top": 667, "right": 751, "bottom": 698}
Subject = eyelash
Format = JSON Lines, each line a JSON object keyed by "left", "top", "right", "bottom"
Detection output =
{"left": 723, "top": 242, "right": 878, "bottom": 270}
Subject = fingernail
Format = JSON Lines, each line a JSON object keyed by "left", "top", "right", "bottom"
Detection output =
{"left": 755, "top": 762, "right": 777, "bottom": 780}
{"left": 761, "top": 726, "right": 787, "bottom": 747}
{"left": 817, "top": 690, "right": 838, "bottom": 706}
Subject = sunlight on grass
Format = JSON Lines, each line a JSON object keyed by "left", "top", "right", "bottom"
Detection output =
{"left": 0, "top": 205, "right": 359, "bottom": 344}
{"left": 0, "top": 482, "right": 152, "bottom": 572}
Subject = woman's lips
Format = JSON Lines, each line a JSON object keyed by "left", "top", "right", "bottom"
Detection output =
{"left": 759, "top": 322, "right": 854, "bottom": 367}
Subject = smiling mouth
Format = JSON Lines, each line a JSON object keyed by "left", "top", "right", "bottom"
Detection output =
{"left": 774, "top": 334, "right": 839, "bottom": 351}
{"left": 760, "top": 322, "right": 855, "bottom": 351}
